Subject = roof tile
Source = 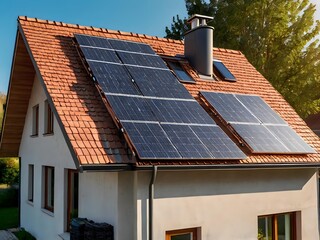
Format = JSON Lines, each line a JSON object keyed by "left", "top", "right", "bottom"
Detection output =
{"left": 13, "top": 16, "right": 320, "bottom": 166}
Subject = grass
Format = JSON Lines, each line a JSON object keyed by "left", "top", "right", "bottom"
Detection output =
{"left": 0, "top": 207, "right": 18, "bottom": 230}
{"left": 0, "top": 185, "right": 19, "bottom": 230}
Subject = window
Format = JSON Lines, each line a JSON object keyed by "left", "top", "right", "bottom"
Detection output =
{"left": 258, "top": 212, "right": 297, "bottom": 240}
{"left": 166, "top": 227, "right": 200, "bottom": 240}
{"left": 31, "top": 105, "right": 39, "bottom": 136}
{"left": 43, "top": 166, "right": 55, "bottom": 212}
{"left": 213, "top": 59, "right": 236, "bottom": 82}
{"left": 44, "top": 100, "right": 53, "bottom": 134}
{"left": 66, "top": 170, "right": 79, "bottom": 231}
{"left": 28, "top": 165, "right": 34, "bottom": 202}
{"left": 166, "top": 60, "right": 195, "bottom": 83}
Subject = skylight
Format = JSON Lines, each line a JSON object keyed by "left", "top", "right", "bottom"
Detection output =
{"left": 213, "top": 59, "right": 236, "bottom": 82}
{"left": 166, "top": 61, "right": 195, "bottom": 83}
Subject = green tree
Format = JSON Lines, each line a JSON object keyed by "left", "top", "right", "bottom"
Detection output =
{"left": 165, "top": 0, "right": 320, "bottom": 118}
{"left": 0, "top": 158, "right": 19, "bottom": 186}
{"left": 0, "top": 93, "right": 6, "bottom": 130}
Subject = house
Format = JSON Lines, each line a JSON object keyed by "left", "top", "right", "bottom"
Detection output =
{"left": 1, "top": 14, "right": 320, "bottom": 240}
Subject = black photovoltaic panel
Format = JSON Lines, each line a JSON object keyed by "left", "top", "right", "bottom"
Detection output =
{"left": 201, "top": 92, "right": 259, "bottom": 123}
{"left": 75, "top": 34, "right": 113, "bottom": 49}
{"left": 81, "top": 47, "right": 121, "bottom": 63}
{"left": 106, "top": 95, "right": 156, "bottom": 121}
{"left": 76, "top": 34, "right": 248, "bottom": 160}
{"left": 235, "top": 95, "right": 286, "bottom": 125}
{"left": 108, "top": 38, "right": 155, "bottom": 54}
{"left": 202, "top": 91, "right": 315, "bottom": 154}
{"left": 161, "top": 124, "right": 213, "bottom": 159}
{"left": 122, "top": 122, "right": 181, "bottom": 159}
{"left": 190, "top": 125, "right": 247, "bottom": 159}
{"left": 213, "top": 60, "right": 236, "bottom": 82}
{"left": 117, "top": 51, "right": 167, "bottom": 69}
{"left": 231, "top": 124, "right": 288, "bottom": 153}
{"left": 127, "top": 66, "right": 193, "bottom": 99}
{"left": 150, "top": 99, "right": 216, "bottom": 124}
{"left": 87, "top": 61, "right": 140, "bottom": 95}
{"left": 266, "top": 125, "right": 316, "bottom": 154}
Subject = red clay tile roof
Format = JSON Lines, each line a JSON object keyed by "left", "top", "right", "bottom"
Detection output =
{"left": 2, "top": 16, "right": 320, "bottom": 167}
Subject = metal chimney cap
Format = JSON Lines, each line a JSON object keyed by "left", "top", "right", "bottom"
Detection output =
{"left": 187, "top": 14, "right": 213, "bottom": 24}
{"left": 187, "top": 14, "right": 213, "bottom": 29}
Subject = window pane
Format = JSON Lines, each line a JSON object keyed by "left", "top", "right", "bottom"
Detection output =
{"left": 32, "top": 105, "right": 39, "bottom": 135}
{"left": 44, "top": 166, "right": 54, "bottom": 211}
{"left": 44, "top": 101, "right": 54, "bottom": 134}
{"left": 48, "top": 168, "right": 54, "bottom": 208}
{"left": 28, "top": 165, "right": 34, "bottom": 201}
{"left": 277, "top": 214, "right": 291, "bottom": 240}
{"left": 171, "top": 233, "right": 192, "bottom": 240}
{"left": 258, "top": 216, "right": 272, "bottom": 240}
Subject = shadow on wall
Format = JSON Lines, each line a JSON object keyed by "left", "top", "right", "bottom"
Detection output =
{"left": 151, "top": 168, "right": 314, "bottom": 199}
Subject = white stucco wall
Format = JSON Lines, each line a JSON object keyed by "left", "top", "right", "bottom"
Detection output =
{"left": 136, "top": 168, "right": 319, "bottom": 240}
{"left": 19, "top": 75, "right": 76, "bottom": 240}
{"left": 79, "top": 171, "right": 136, "bottom": 240}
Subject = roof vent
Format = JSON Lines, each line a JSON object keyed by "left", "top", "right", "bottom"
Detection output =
{"left": 184, "top": 14, "right": 214, "bottom": 77}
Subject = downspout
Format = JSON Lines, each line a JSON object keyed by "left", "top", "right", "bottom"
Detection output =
{"left": 149, "top": 165, "right": 158, "bottom": 240}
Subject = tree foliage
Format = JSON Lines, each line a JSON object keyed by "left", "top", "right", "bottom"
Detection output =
{"left": 0, "top": 93, "right": 6, "bottom": 130}
{"left": 0, "top": 158, "right": 19, "bottom": 186}
{"left": 165, "top": 0, "right": 320, "bottom": 118}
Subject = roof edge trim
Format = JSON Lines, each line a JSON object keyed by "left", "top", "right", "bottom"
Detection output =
{"left": 17, "top": 19, "right": 81, "bottom": 170}
{"left": 0, "top": 28, "right": 20, "bottom": 148}
{"left": 135, "top": 163, "right": 320, "bottom": 171}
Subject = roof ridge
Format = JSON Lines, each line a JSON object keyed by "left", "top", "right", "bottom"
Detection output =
{"left": 213, "top": 47, "right": 243, "bottom": 55}
{"left": 17, "top": 16, "right": 185, "bottom": 45}
{"left": 18, "top": 16, "right": 242, "bottom": 54}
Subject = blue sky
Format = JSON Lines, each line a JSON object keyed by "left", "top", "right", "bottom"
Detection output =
{"left": 0, "top": 0, "right": 319, "bottom": 93}
{"left": 0, "top": 0, "right": 187, "bottom": 93}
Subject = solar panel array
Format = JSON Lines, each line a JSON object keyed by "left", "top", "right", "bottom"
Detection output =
{"left": 75, "top": 34, "right": 246, "bottom": 160}
{"left": 201, "top": 91, "right": 315, "bottom": 154}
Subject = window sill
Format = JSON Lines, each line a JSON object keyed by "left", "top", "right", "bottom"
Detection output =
{"left": 30, "top": 134, "right": 39, "bottom": 138}
{"left": 26, "top": 200, "right": 34, "bottom": 206}
{"left": 41, "top": 208, "right": 54, "bottom": 217}
{"left": 59, "top": 232, "right": 70, "bottom": 240}
{"left": 43, "top": 133, "right": 54, "bottom": 137}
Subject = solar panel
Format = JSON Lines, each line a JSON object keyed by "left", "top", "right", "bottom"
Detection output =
{"left": 108, "top": 38, "right": 155, "bottom": 54}
{"left": 75, "top": 34, "right": 248, "bottom": 160}
{"left": 231, "top": 123, "right": 288, "bottom": 153}
{"left": 266, "top": 125, "right": 316, "bottom": 154}
{"left": 87, "top": 61, "right": 140, "bottom": 95}
{"left": 106, "top": 95, "right": 156, "bottom": 121}
{"left": 122, "top": 121, "right": 181, "bottom": 159}
{"left": 80, "top": 47, "right": 121, "bottom": 63}
{"left": 201, "top": 91, "right": 315, "bottom": 154}
{"left": 127, "top": 66, "right": 193, "bottom": 99}
{"left": 167, "top": 61, "right": 195, "bottom": 83}
{"left": 201, "top": 92, "right": 259, "bottom": 123}
{"left": 75, "top": 34, "right": 113, "bottom": 49}
{"left": 117, "top": 51, "right": 167, "bottom": 69}
{"left": 213, "top": 60, "right": 236, "bottom": 82}
{"left": 235, "top": 95, "right": 287, "bottom": 125}
{"left": 190, "top": 125, "right": 247, "bottom": 159}
{"left": 161, "top": 124, "right": 213, "bottom": 159}
{"left": 150, "top": 99, "right": 216, "bottom": 124}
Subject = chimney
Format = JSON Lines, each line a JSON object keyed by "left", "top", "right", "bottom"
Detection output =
{"left": 184, "top": 14, "right": 214, "bottom": 77}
